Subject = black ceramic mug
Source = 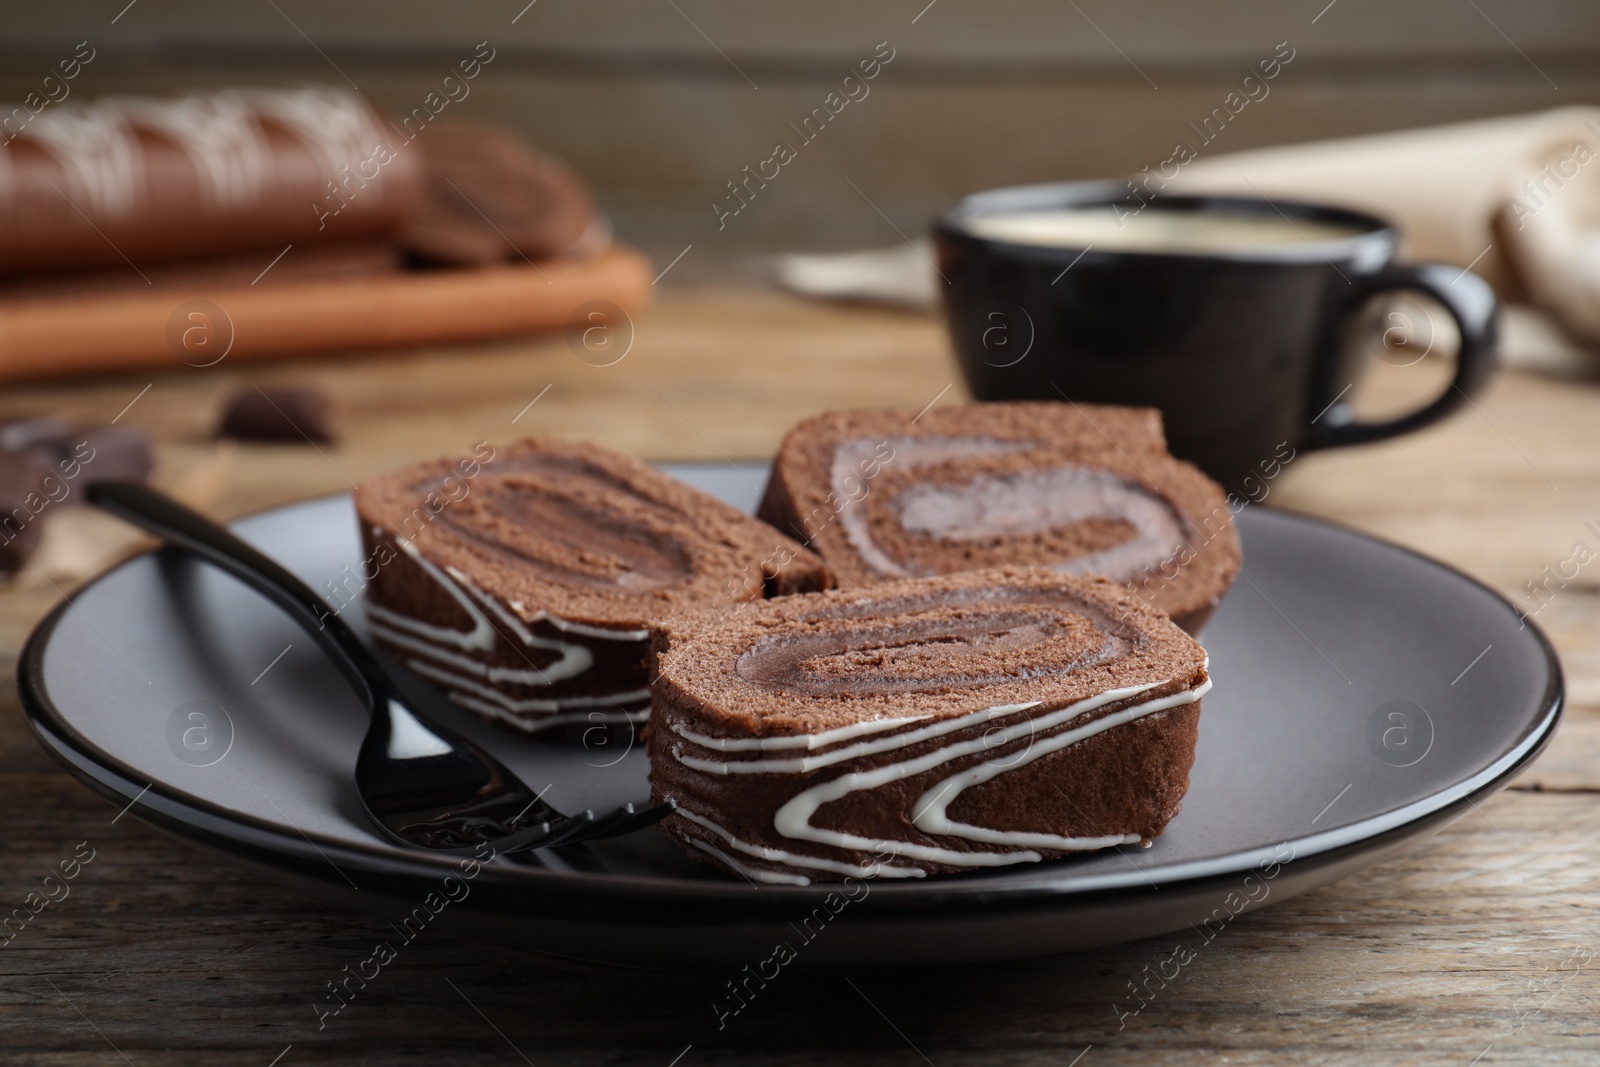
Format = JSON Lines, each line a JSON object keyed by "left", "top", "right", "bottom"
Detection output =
{"left": 935, "top": 181, "right": 1498, "bottom": 494}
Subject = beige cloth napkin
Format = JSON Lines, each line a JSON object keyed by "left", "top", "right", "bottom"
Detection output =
{"left": 774, "top": 241, "right": 938, "bottom": 310}
{"left": 1164, "top": 107, "right": 1600, "bottom": 345}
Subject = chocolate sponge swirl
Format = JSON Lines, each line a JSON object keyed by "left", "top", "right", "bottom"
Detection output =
{"left": 355, "top": 438, "right": 828, "bottom": 738}
{"left": 648, "top": 567, "right": 1209, "bottom": 883}
{"left": 758, "top": 402, "right": 1242, "bottom": 634}
{"left": 411, "top": 453, "right": 698, "bottom": 593}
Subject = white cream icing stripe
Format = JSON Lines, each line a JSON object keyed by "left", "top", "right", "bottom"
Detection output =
{"left": 672, "top": 713, "right": 930, "bottom": 754}
{"left": 366, "top": 540, "right": 495, "bottom": 652}
{"left": 675, "top": 713, "right": 928, "bottom": 755}
{"left": 401, "top": 655, "right": 649, "bottom": 714}
{"left": 445, "top": 557, "right": 594, "bottom": 683}
{"left": 20, "top": 89, "right": 394, "bottom": 222}
{"left": 833, "top": 435, "right": 1032, "bottom": 576}
{"left": 675, "top": 807, "right": 926, "bottom": 884}
{"left": 243, "top": 87, "right": 399, "bottom": 199}
{"left": 364, "top": 536, "right": 648, "bottom": 687}
{"left": 898, "top": 466, "right": 1188, "bottom": 584}
{"left": 668, "top": 677, "right": 1208, "bottom": 875}
{"left": 357, "top": 530, "right": 662, "bottom": 726}
{"left": 910, "top": 681, "right": 1212, "bottom": 848}
{"left": 507, "top": 600, "right": 649, "bottom": 642}
{"left": 26, "top": 104, "right": 142, "bottom": 218}
{"left": 366, "top": 622, "right": 570, "bottom": 687}
{"left": 831, "top": 435, "right": 1190, "bottom": 583}
{"left": 450, "top": 692, "right": 649, "bottom": 730}
{"left": 369, "top": 535, "right": 647, "bottom": 649}
{"left": 769, "top": 680, "right": 1209, "bottom": 867}
{"left": 688, "top": 838, "right": 811, "bottom": 887}
{"left": 113, "top": 93, "right": 267, "bottom": 210}
{"left": 672, "top": 702, "right": 1039, "bottom": 776}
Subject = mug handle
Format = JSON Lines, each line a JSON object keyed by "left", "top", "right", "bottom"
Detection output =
{"left": 1307, "top": 262, "right": 1498, "bottom": 449}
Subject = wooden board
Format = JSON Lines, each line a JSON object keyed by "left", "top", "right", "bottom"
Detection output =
{"left": 0, "top": 245, "right": 653, "bottom": 385}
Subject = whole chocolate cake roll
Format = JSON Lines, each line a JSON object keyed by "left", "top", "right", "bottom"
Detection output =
{"left": 0, "top": 87, "right": 422, "bottom": 276}
{"left": 354, "top": 438, "right": 828, "bottom": 737}
{"left": 649, "top": 567, "right": 1210, "bottom": 883}
{"left": 757, "top": 402, "right": 1241, "bottom": 634}
{"left": 398, "top": 122, "right": 599, "bottom": 265}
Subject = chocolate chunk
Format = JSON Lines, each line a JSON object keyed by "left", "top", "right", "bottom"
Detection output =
{"left": 34, "top": 426, "right": 154, "bottom": 486}
{"left": 0, "top": 413, "right": 70, "bottom": 452}
{"left": 219, "top": 387, "right": 335, "bottom": 443}
{"left": 0, "top": 415, "right": 152, "bottom": 569}
{"left": 0, "top": 450, "right": 55, "bottom": 572}
{"left": 0, "top": 419, "right": 153, "bottom": 514}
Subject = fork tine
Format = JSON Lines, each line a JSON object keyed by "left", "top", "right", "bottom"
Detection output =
{"left": 490, "top": 799, "right": 676, "bottom": 856}
{"left": 582, "top": 799, "right": 677, "bottom": 841}
{"left": 567, "top": 802, "right": 644, "bottom": 842}
{"left": 527, "top": 809, "right": 598, "bottom": 849}
{"left": 483, "top": 813, "right": 589, "bottom": 856}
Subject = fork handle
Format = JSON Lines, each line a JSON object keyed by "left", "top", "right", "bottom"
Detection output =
{"left": 86, "top": 480, "right": 384, "bottom": 704}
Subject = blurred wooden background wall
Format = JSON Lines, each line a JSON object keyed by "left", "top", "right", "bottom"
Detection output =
{"left": 3, "top": 0, "right": 1598, "bottom": 265}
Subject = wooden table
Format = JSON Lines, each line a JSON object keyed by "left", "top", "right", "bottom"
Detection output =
{"left": 2, "top": 288, "right": 1597, "bottom": 1065}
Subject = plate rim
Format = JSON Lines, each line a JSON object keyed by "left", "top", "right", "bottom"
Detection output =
{"left": 16, "top": 489, "right": 1565, "bottom": 919}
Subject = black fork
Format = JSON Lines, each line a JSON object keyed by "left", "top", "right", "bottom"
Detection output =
{"left": 87, "top": 480, "right": 673, "bottom": 857}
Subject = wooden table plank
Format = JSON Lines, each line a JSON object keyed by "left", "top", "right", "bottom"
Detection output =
{"left": 1, "top": 287, "right": 1597, "bottom": 1064}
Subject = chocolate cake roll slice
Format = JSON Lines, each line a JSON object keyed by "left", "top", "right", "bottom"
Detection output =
{"left": 354, "top": 437, "right": 828, "bottom": 737}
{"left": 649, "top": 567, "right": 1209, "bottom": 884}
{"left": 758, "top": 402, "right": 1241, "bottom": 634}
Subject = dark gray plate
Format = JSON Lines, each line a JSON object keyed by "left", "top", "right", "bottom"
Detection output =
{"left": 19, "top": 464, "right": 1562, "bottom": 970}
